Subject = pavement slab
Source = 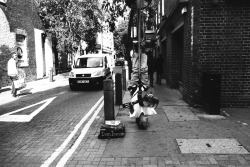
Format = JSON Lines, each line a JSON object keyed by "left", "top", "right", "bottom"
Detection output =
{"left": 163, "top": 106, "right": 200, "bottom": 121}
{"left": 177, "top": 139, "right": 250, "bottom": 154}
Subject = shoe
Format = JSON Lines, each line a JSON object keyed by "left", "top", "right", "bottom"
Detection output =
{"left": 141, "top": 84, "right": 148, "bottom": 91}
{"left": 128, "top": 85, "right": 138, "bottom": 96}
{"left": 122, "top": 102, "right": 134, "bottom": 115}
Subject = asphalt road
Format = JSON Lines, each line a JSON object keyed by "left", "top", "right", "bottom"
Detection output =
{"left": 0, "top": 66, "right": 125, "bottom": 166}
{"left": 0, "top": 76, "right": 106, "bottom": 166}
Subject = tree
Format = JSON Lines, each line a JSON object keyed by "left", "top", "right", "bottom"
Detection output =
{"left": 37, "top": 0, "right": 103, "bottom": 53}
{"left": 113, "top": 16, "right": 129, "bottom": 58}
{"left": 102, "top": 0, "right": 157, "bottom": 78}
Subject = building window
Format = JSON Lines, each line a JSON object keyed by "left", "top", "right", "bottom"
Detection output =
{"left": 16, "top": 34, "right": 28, "bottom": 67}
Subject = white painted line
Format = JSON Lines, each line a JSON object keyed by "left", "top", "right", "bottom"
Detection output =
{"left": 40, "top": 96, "right": 103, "bottom": 167}
{"left": 55, "top": 101, "right": 104, "bottom": 167}
{"left": 0, "top": 97, "right": 56, "bottom": 122}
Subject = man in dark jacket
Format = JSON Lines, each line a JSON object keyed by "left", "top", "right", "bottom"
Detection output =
{"left": 147, "top": 50, "right": 155, "bottom": 87}
{"left": 156, "top": 55, "right": 164, "bottom": 85}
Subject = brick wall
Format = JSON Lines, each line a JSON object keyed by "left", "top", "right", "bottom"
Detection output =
{"left": 161, "top": 0, "right": 250, "bottom": 107}
{"left": 0, "top": 0, "right": 43, "bottom": 87}
{"left": 198, "top": 0, "right": 250, "bottom": 107}
{"left": 182, "top": 2, "right": 193, "bottom": 105}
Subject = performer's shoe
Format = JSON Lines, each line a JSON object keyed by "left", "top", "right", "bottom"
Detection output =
{"left": 141, "top": 84, "right": 149, "bottom": 91}
{"left": 122, "top": 102, "right": 134, "bottom": 115}
{"left": 127, "top": 85, "right": 138, "bottom": 96}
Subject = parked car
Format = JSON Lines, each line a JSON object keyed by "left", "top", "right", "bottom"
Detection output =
{"left": 69, "top": 54, "right": 112, "bottom": 90}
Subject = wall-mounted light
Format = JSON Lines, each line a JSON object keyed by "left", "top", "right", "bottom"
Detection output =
{"left": 181, "top": 7, "right": 187, "bottom": 15}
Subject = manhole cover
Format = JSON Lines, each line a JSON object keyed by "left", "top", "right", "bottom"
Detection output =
{"left": 176, "top": 139, "right": 249, "bottom": 154}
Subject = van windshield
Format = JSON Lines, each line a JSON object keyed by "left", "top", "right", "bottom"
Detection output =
{"left": 75, "top": 57, "right": 103, "bottom": 68}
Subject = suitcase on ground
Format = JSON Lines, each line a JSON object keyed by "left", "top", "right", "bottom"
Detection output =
{"left": 98, "top": 121, "right": 125, "bottom": 139}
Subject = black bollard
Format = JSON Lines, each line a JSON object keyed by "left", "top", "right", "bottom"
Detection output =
{"left": 103, "top": 79, "right": 115, "bottom": 120}
{"left": 115, "top": 73, "right": 122, "bottom": 105}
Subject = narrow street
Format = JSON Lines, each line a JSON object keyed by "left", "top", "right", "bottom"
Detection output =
{"left": 0, "top": 75, "right": 105, "bottom": 167}
{"left": 0, "top": 69, "right": 250, "bottom": 167}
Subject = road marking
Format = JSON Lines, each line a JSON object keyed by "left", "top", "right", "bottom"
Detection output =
{"left": 41, "top": 96, "right": 104, "bottom": 167}
{"left": 56, "top": 101, "right": 104, "bottom": 167}
{"left": 0, "top": 97, "right": 56, "bottom": 122}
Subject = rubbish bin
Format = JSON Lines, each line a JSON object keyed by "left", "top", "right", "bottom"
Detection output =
{"left": 202, "top": 72, "right": 221, "bottom": 115}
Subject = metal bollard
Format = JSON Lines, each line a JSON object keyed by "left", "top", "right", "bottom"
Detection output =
{"left": 122, "top": 68, "right": 126, "bottom": 91}
{"left": 49, "top": 67, "right": 53, "bottom": 82}
{"left": 103, "top": 79, "right": 115, "bottom": 120}
{"left": 115, "top": 73, "right": 122, "bottom": 105}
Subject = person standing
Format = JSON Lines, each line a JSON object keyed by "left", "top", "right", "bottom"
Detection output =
{"left": 156, "top": 54, "right": 164, "bottom": 85}
{"left": 7, "top": 52, "right": 19, "bottom": 97}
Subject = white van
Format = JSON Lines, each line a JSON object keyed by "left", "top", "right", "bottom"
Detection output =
{"left": 69, "top": 54, "right": 112, "bottom": 90}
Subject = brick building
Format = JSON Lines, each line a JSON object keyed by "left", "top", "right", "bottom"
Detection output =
{"left": 0, "top": 0, "right": 54, "bottom": 87}
{"left": 156, "top": 0, "right": 250, "bottom": 108}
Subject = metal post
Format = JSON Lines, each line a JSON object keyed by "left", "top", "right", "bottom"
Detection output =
{"left": 49, "top": 67, "right": 53, "bottom": 82}
{"left": 115, "top": 73, "right": 122, "bottom": 105}
{"left": 103, "top": 79, "right": 115, "bottom": 120}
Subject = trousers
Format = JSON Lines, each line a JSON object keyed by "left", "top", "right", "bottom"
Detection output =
{"left": 9, "top": 76, "right": 17, "bottom": 97}
{"left": 128, "top": 52, "right": 149, "bottom": 87}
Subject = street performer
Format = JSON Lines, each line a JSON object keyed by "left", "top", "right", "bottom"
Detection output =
{"left": 124, "top": 43, "right": 159, "bottom": 129}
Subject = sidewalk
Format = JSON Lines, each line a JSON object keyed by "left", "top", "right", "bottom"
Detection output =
{"left": 0, "top": 75, "right": 250, "bottom": 166}
{"left": 0, "top": 73, "right": 69, "bottom": 106}
{"left": 73, "top": 82, "right": 250, "bottom": 167}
